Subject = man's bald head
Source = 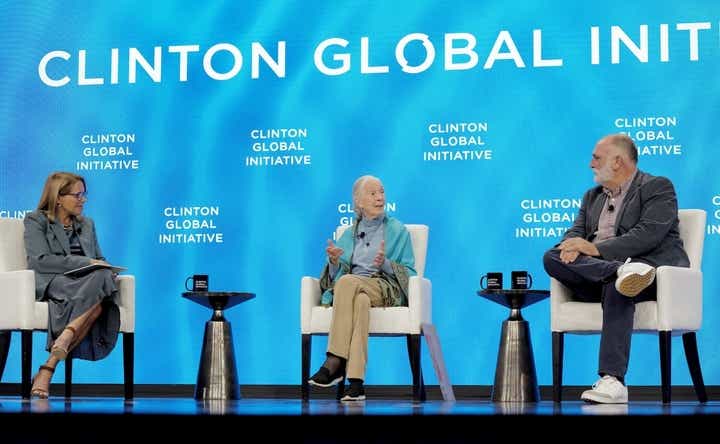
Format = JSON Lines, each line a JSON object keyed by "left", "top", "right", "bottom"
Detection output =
{"left": 598, "top": 134, "right": 638, "bottom": 165}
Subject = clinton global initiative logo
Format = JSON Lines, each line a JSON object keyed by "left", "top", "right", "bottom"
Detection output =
{"left": 614, "top": 115, "right": 682, "bottom": 156}
{"left": 245, "top": 128, "right": 311, "bottom": 167}
{"left": 76, "top": 133, "right": 140, "bottom": 171}
{"left": 0, "top": 208, "right": 32, "bottom": 219}
{"left": 515, "top": 197, "right": 580, "bottom": 239}
{"left": 158, "top": 205, "right": 224, "bottom": 244}
{"left": 423, "top": 121, "right": 493, "bottom": 162}
{"left": 708, "top": 194, "right": 720, "bottom": 236}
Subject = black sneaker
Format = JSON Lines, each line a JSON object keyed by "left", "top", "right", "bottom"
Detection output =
{"left": 341, "top": 380, "right": 366, "bottom": 401}
{"left": 308, "top": 366, "right": 344, "bottom": 388}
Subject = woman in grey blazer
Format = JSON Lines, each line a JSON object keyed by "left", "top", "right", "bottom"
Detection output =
{"left": 24, "top": 172, "right": 120, "bottom": 398}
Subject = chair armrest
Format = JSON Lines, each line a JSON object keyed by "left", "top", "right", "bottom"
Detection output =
{"left": 0, "top": 270, "right": 36, "bottom": 330}
{"left": 408, "top": 276, "right": 432, "bottom": 331}
{"left": 550, "top": 277, "right": 574, "bottom": 332}
{"left": 301, "top": 276, "right": 321, "bottom": 334}
{"left": 115, "top": 275, "right": 135, "bottom": 333}
{"left": 656, "top": 266, "right": 702, "bottom": 331}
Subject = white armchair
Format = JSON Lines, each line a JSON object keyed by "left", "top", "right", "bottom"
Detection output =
{"left": 550, "top": 209, "right": 707, "bottom": 403}
{"left": 301, "top": 224, "right": 432, "bottom": 401}
{"left": 0, "top": 217, "right": 135, "bottom": 399}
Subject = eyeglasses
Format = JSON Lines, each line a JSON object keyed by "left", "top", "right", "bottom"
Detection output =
{"left": 61, "top": 191, "right": 88, "bottom": 200}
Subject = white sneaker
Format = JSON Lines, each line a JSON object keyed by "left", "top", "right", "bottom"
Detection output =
{"left": 581, "top": 403, "right": 629, "bottom": 415}
{"left": 580, "top": 375, "right": 628, "bottom": 404}
{"left": 615, "top": 258, "right": 655, "bottom": 297}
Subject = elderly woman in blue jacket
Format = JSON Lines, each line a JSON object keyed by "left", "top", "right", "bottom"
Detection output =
{"left": 24, "top": 172, "right": 120, "bottom": 398}
{"left": 308, "top": 175, "right": 416, "bottom": 401}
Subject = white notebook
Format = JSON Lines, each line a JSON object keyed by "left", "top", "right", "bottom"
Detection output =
{"left": 64, "top": 263, "right": 127, "bottom": 277}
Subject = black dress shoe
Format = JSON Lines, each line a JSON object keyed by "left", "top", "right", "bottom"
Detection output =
{"left": 341, "top": 379, "right": 365, "bottom": 401}
{"left": 308, "top": 366, "right": 344, "bottom": 387}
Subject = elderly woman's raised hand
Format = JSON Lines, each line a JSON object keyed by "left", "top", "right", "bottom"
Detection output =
{"left": 373, "top": 240, "right": 385, "bottom": 268}
{"left": 326, "top": 239, "right": 344, "bottom": 265}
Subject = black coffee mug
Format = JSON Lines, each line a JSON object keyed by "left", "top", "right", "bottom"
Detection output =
{"left": 480, "top": 272, "right": 503, "bottom": 290}
{"left": 511, "top": 271, "right": 533, "bottom": 289}
{"left": 185, "top": 274, "right": 209, "bottom": 292}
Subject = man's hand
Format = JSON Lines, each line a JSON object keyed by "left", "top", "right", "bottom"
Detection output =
{"left": 559, "top": 249, "right": 580, "bottom": 264}
{"left": 558, "top": 237, "right": 599, "bottom": 263}
{"left": 326, "top": 239, "right": 344, "bottom": 265}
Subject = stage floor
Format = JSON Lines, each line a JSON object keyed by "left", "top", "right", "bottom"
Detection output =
{"left": 1, "top": 396, "right": 719, "bottom": 416}
{"left": 2, "top": 397, "right": 718, "bottom": 443}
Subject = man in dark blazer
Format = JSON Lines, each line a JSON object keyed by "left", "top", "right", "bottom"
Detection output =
{"left": 543, "top": 133, "right": 689, "bottom": 404}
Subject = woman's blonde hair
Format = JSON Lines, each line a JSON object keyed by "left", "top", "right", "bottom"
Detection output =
{"left": 37, "top": 172, "right": 86, "bottom": 222}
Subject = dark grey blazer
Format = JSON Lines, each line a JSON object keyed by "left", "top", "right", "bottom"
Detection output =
{"left": 562, "top": 170, "right": 689, "bottom": 267}
{"left": 23, "top": 210, "right": 105, "bottom": 300}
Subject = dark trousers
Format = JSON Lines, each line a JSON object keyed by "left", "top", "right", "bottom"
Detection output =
{"left": 543, "top": 249, "right": 656, "bottom": 379}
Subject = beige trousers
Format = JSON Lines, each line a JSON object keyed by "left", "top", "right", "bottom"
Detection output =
{"left": 327, "top": 274, "right": 385, "bottom": 380}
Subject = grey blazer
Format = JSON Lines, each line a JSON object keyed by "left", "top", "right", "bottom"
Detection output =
{"left": 562, "top": 170, "right": 689, "bottom": 267}
{"left": 23, "top": 210, "right": 105, "bottom": 300}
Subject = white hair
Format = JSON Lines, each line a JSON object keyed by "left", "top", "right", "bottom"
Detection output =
{"left": 352, "top": 175, "right": 382, "bottom": 218}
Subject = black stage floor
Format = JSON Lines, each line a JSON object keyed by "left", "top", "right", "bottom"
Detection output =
{"left": 1, "top": 397, "right": 718, "bottom": 443}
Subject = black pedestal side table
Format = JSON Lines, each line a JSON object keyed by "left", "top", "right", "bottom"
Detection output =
{"left": 477, "top": 289, "right": 549, "bottom": 402}
{"left": 182, "top": 291, "right": 255, "bottom": 400}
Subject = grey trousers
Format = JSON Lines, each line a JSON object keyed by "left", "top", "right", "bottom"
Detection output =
{"left": 543, "top": 249, "right": 656, "bottom": 379}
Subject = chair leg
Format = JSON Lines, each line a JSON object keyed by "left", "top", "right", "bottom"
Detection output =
{"left": 301, "top": 334, "right": 311, "bottom": 401}
{"left": 21, "top": 330, "right": 32, "bottom": 399}
{"left": 123, "top": 332, "right": 134, "bottom": 400}
{"left": 659, "top": 331, "right": 671, "bottom": 404}
{"left": 552, "top": 331, "right": 564, "bottom": 403}
{"left": 0, "top": 331, "right": 10, "bottom": 381}
{"left": 406, "top": 334, "right": 426, "bottom": 401}
{"left": 682, "top": 332, "right": 707, "bottom": 403}
{"left": 65, "top": 357, "right": 73, "bottom": 398}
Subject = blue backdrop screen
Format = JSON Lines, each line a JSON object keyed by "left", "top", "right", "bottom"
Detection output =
{"left": 1, "top": 1, "right": 719, "bottom": 386}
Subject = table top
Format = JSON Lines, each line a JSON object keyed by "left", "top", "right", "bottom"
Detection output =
{"left": 477, "top": 289, "right": 549, "bottom": 310}
{"left": 182, "top": 291, "right": 255, "bottom": 310}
